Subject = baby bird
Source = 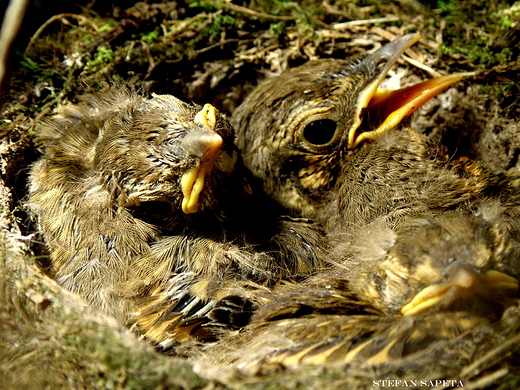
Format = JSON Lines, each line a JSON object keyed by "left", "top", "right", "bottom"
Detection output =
{"left": 201, "top": 282, "right": 490, "bottom": 372}
{"left": 28, "top": 88, "right": 326, "bottom": 349}
{"left": 231, "top": 33, "right": 520, "bottom": 319}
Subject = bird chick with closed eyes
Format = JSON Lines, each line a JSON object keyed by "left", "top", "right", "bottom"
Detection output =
{"left": 28, "top": 88, "right": 326, "bottom": 350}
{"left": 232, "top": 33, "right": 519, "bottom": 320}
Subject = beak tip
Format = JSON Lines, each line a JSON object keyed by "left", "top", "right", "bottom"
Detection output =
{"left": 367, "top": 32, "right": 422, "bottom": 65}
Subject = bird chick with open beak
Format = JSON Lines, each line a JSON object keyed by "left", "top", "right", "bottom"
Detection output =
{"left": 28, "top": 87, "right": 326, "bottom": 351}
{"left": 232, "top": 33, "right": 519, "bottom": 322}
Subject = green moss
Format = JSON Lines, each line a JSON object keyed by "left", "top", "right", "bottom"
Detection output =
{"left": 496, "top": 372, "right": 520, "bottom": 390}
{"left": 276, "top": 1, "right": 323, "bottom": 38}
{"left": 203, "top": 13, "right": 237, "bottom": 36}
{"left": 85, "top": 45, "right": 115, "bottom": 73}
{"left": 433, "top": 1, "right": 519, "bottom": 68}
{"left": 500, "top": 16, "right": 513, "bottom": 27}
{"left": 56, "top": 315, "right": 209, "bottom": 389}
{"left": 188, "top": 0, "right": 322, "bottom": 39}
{"left": 436, "top": 0, "right": 460, "bottom": 16}
{"left": 19, "top": 55, "right": 41, "bottom": 73}
{"left": 98, "top": 19, "right": 116, "bottom": 33}
{"left": 269, "top": 21, "right": 286, "bottom": 35}
{"left": 188, "top": 0, "right": 217, "bottom": 11}
{"left": 140, "top": 29, "right": 160, "bottom": 44}
{"left": 481, "top": 81, "right": 516, "bottom": 111}
{"left": 439, "top": 39, "right": 513, "bottom": 67}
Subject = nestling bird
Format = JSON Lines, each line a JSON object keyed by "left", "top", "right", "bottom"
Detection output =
{"left": 198, "top": 35, "right": 520, "bottom": 370}
{"left": 200, "top": 282, "right": 491, "bottom": 372}
{"left": 231, "top": 32, "right": 520, "bottom": 318}
{"left": 201, "top": 208, "right": 519, "bottom": 370}
{"left": 28, "top": 87, "right": 326, "bottom": 350}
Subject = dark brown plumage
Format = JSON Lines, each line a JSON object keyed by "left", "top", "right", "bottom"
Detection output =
{"left": 28, "top": 87, "right": 326, "bottom": 350}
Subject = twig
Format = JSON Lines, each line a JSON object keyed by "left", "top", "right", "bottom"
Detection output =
{"left": 402, "top": 55, "right": 442, "bottom": 77}
{"left": 397, "top": 0, "right": 426, "bottom": 12}
{"left": 333, "top": 16, "right": 400, "bottom": 30}
{"left": 457, "top": 368, "right": 509, "bottom": 390}
{"left": 26, "top": 13, "right": 99, "bottom": 52}
{"left": 195, "top": 38, "right": 241, "bottom": 55}
{"left": 322, "top": 0, "right": 353, "bottom": 20}
{"left": 0, "top": 0, "right": 30, "bottom": 105}
{"left": 461, "top": 333, "right": 520, "bottom": 378}
{"left": 208, "top": 0, "right": 294, "bottom": 21}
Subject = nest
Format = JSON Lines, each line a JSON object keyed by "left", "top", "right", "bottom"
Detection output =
{"left": 1, "top": 1, "right": 520, "bottom": 389}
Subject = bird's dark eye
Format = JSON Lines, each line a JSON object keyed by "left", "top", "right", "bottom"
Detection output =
{"left": 302, "top": 119, "right": 337, "bottom": 146}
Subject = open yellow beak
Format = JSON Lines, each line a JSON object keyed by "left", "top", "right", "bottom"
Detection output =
{"left": 347, "top": 33, "right": 468, "bottom": 149}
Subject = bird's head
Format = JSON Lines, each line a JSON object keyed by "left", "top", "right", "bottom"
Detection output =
{"left": 233, "top": 33, "right": 464, "bottom": 217}
{"left": 93, "top": 91, "right": 239, "bottom": 216}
